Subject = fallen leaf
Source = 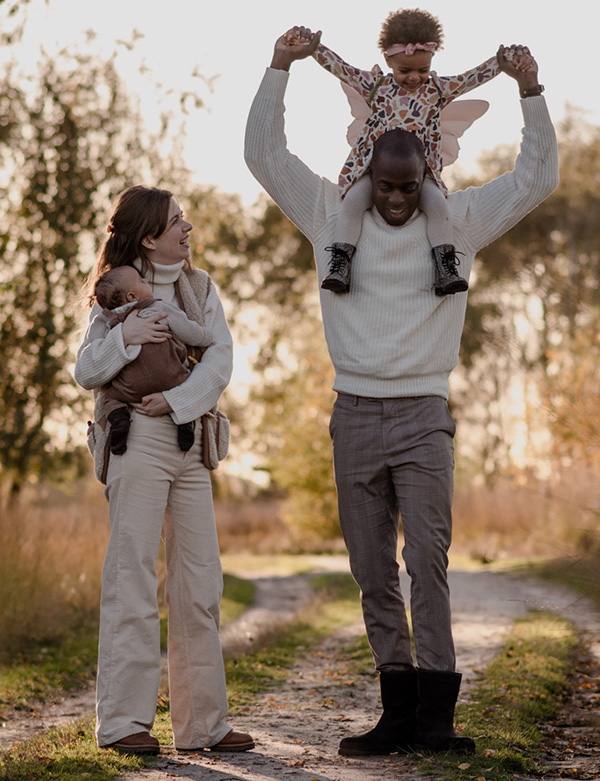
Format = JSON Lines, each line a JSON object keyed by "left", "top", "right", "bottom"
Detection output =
{"left": 458, "top": 762, "right": 471, "bottom": 770}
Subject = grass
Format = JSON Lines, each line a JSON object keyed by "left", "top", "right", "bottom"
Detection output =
{"left": 0, "top": 718, "right": 146, "bottom": 781}
{"left": 221, "top": 573, "right": 257, "bottom": 623}
{"left": 417, "top": 611, "right": 579, "bottom": 781}
{"left": 0, "top": 630, "right": 98, "bottom": 712}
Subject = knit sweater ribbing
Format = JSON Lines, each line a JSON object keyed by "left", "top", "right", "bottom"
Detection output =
{"left": 244, "top": 68, "right": 559, "bottom": 399}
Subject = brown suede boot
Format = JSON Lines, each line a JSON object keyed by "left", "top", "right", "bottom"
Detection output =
{"left": 106, "top": 731, "right": 160, "bottom": 755}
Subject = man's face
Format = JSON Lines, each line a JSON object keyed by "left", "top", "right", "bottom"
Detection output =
{"left": 371, "top": 150, "right": 425, "bottom": 226}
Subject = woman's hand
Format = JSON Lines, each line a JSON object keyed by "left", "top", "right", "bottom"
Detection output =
{"left": 132, "top": 393, "right": 172, "bottom": 417}
{"left": 122, "top": 310, "right": 172, "bottom": 347}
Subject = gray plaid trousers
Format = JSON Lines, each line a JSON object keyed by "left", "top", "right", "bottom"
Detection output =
{"left": 329, "top": 393, "right": 456, "bottom": 672}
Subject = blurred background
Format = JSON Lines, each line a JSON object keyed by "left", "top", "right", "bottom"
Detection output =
{"left": 1, "top": 0, "right": 599, "bottom": 656}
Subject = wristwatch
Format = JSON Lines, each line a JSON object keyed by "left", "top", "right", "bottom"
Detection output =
{"left": 520, "top": 84, "right": 545, "bottom": 98}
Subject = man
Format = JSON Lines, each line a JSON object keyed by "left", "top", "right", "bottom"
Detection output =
{"left": 245, "top": 29, "right": 558, "bottom": 756}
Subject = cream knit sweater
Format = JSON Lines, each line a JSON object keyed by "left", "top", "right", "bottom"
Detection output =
{"left": 245, "top": 68, "right": 559, "bottom": 399}
{"left": 75, "top": 261, "right": 233, "bottom": 424}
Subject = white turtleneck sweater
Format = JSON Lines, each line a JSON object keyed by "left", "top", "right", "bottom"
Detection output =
{"left": 74, "top": 260, "right": 233, "bottom": 424}
{"left": 244, "top": 68, "right": 559, "bottom": 399}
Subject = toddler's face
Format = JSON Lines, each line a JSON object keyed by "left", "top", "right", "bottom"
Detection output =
{"left": 385, "top": 50, "right": 433, "bottom": 92}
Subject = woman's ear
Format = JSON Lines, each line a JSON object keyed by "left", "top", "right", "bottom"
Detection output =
{"left": 141, "top": 235, "right": 155, "bottom": 251}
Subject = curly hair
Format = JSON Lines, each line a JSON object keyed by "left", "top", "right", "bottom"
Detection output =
{"left": 378, "top": 8, "right": 444, "bottom": 52}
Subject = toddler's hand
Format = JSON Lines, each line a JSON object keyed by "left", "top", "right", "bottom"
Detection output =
{"left": 272, "top": 27, "right": 321, "bottom": 70}
{"left": 502, "top": 44, "right": 535, "bottom": 72}
{"left": 284, "top": 26, "right": 315, "bottom": 46}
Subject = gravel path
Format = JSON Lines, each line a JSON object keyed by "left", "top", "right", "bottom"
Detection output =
{"left": 2, "top": 559, "right": 599, "bottom": 780}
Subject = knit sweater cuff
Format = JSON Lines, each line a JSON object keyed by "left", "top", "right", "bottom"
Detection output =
{"left": 264, "top": 66, "right": 290, "bottom": 93}
{"left": 520, "top": 94, "right": 551, "bottom": 124}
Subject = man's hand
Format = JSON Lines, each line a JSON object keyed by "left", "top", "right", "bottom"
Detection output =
{"left": 497, "top": 44, "right": 540, "bottom": 93}
{"left": 271, "top": 26, "right": 321, "bottom": 71}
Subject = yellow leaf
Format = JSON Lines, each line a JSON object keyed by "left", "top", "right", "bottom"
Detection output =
{"left": 458, "top": 762, "right": 471, "bottom": 770}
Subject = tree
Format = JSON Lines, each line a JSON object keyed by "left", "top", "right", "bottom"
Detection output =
{"left": 0, "top": 44, "right": 190, "bottom": 500}
{"left": 250, "top": 313, "right": 340, "bottom": 543}
{"left": 451, "top": 109, "right": 600, "bottom": 480}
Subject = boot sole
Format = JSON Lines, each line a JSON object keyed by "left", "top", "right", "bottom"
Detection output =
{"left": 415, "top": 740, "right": 475, "bottom": 755}
{"left": 338, "top": 747, "right": 394, "bottom": 756}
{"left": 435, "top": 282, "right": 469, "bottom": 296}
{"left": 339, "top": 742, "right": 414, "bottom": 756}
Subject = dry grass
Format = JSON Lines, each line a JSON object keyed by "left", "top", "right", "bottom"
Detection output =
{"left": 215, "top": 496, "right": 292, "bottom": 553}
{"left": 452, "top": 468, "right": 600, "bottom": 563}
{"left": 0, "top": 478, "right": 108, "bottom": 658}
{"left": 1, "top": 465, "right": 598, "bottom": 659}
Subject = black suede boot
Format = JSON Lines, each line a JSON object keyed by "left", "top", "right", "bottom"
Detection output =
{"left": 177, "top": 421, "right": 195, "bottom": 452}
{"left": 107, "top": 407, "right": 131, "bottom": 455}
{"left": 415, "top": 669, "right": 475, "bottom": 754}
{"left": 338, "top": 669, "right": 418, "bottom": 756}
{"left": 321, "top": 242, "right": 356, "bottom": 293}
{"left": 431, "top": 244, "right": 468, "bottom": 295}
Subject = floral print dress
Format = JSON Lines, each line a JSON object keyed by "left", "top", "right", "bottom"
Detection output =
{"left": 313, "top": 44, "right": 500, "bottom": 196}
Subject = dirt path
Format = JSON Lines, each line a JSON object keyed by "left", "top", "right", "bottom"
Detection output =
{"left": 2, "top": 560, "right": 599, "bottom": 779}
{"left": 122, "top": 563, "right": 600, "bottom": 781}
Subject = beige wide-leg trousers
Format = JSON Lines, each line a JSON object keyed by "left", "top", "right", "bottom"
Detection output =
{"left": 97, "top": 412, "right": 230, "bottom": 749}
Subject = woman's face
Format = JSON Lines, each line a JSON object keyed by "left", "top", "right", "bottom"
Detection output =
{"left": 144, "top": 197, "right": 193, "bottom": 266}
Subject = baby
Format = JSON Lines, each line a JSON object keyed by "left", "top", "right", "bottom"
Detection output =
{"left": 90, "top": 265, "right": 213, "bottom": 455}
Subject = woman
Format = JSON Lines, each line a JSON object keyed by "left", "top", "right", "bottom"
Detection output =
{"left": 75, "top": 185, "right": 253, "bottom": 755}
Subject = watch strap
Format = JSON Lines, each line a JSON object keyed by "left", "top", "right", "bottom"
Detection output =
{"left": 520, "top": 84, "right": 545, "bottom": 98}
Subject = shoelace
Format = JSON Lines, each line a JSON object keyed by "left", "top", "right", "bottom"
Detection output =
{"left": 324, "top": 246, "right": 348, "bottom": 273}
{"left": 441, "top": 249, "right": 464, "bottom": 273}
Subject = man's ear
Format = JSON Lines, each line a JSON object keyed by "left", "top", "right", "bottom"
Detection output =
{"left": 126, "top": 291, "right": 137, "bottom": 302}
{"left": 141, "top": 235, "right": 155, "bottom": 250}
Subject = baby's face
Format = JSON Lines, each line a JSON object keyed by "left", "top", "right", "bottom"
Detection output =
{"left": 123, "top": 267, "right": 153, "bottom": 301}
{"left": 385, "top": 50, "right": 433, "bottom": 92}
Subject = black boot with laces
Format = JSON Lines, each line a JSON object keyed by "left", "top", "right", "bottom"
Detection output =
{"left": 431, "top": 244, "right": 468, "bottom": 296}
{"left": 321, "top": 242, "right": 356, "bottom": 293}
